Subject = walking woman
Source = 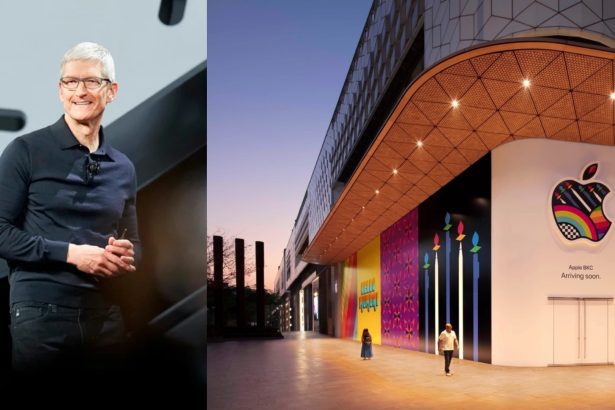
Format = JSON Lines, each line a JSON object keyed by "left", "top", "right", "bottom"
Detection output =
{"left": 361, "top": 328, "right": 373, "bottom": 360}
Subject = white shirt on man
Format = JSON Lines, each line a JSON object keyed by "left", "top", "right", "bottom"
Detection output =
{"left": 439, "top": 330, "right": 458, "bottom": 351}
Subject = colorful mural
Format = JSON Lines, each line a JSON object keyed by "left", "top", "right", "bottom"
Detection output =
{"left": 356, "top": 237, "right": 381, "bottom": 345}
{"left": 380, "top": 209, "right": 419, "bottom": 350}
{"left": 340, "top": 254, "right": 358, "bottom": 339}
{"left": 333, "top": 155, "right": 491, "bottom": 363}
{"left": 419, "top": 153, "right": 492, "bottom": 364}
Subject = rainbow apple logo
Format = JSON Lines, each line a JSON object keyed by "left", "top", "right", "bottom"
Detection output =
{"left": 552, "top": 163, "right": 611, "bottom": 242}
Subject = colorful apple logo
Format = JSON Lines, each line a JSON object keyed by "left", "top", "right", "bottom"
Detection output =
{"left": 552, "top": 163, "right": 611, "bottom": 242}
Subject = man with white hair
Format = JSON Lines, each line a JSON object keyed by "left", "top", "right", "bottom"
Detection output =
{"left": 0, "top": 42, "right": 139, "bottom": 373}
{"left": 438, "top": 323, "right": 459, "bottom": 376}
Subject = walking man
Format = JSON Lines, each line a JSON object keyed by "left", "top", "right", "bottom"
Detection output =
{"left": 438, "top": 323, "right": 459, "bottom": 376}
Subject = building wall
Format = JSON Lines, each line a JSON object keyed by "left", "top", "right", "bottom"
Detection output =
{"left": 424, "top": 0, "right": 615, "bottom": 67}
{"left": 306, "top": 0, "right": 424, "bottom": 242}
{"left": 492, "top": 139, "right": 615, "bottom": 366}
{"left": 333, "top": 155, "right": 492, "bottom": 364}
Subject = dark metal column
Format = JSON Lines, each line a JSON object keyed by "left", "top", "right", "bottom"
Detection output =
{"left": 256, "top": 241, "right": 265, "bottom": 329}
{"left": 235, "top": 238, "right": 245, "bottom": 329}
{"left": 213, "top": 235, "right": 224, "bottom": 332}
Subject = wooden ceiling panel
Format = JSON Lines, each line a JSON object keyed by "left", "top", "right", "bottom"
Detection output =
{"left": 378, "top": 184, "right": 405, "bottom": 203}
{"left": 303, "top": 42, "right": 615, "bottom": 264}
{"left": 469, "top": 53, "right": 501, "bottom": 75}
{"left": 515, "top": 117, "right": 545, "bottom": 138}
{"left": 438, "top": 127, "right": 472, "bottom": 146}
{"left": 580, "top": 100, "right": 613, "bottom": 124}
{"left": 386, "top": 174, "right": 413, "bottom": 193}
{"left": 413, "top": 77, "right": 450, "bottom": 103}
{"left": 459, "top": 148, "right": 488, "bottom": 163}
{"left": 514, "top": 49, "right": 559, "bottom": 78}
{"left": 499, "top": 111, "right": 536, "bottom": 134}
{"left": 530, "top": 86, "right": 569, "bottom": 114}
{"left": 540, "top": 116, "right": 574, "bottom": 136}
{"left": 564, "top": 52, "right": 608, "bottom": 89}
{"left": 424, "top": 127, "right": 454, "bottom": 147}
{"left": 533, "top": 54, "right": 570, "bottom": 89}
{"left": 481, "top": 78, "right": 520, "bottom": 108}
{"left": 483, "top": 52, "right": 524, "bottom": 83}
{"left": 422, "top": 144, "right": 455, "bottom": 161}
{"left": 415, "top": 175, "right": 441, "bottom": 193}
{"left": 587, "top": 127, "right": 615, "bottom": 145}
{"left": 575, "top": 61, "right": 612, "bottom": 95}
{"left": 435, "top": 73, "right": 476, "bottom": 100}
{"left": 397, "top": 160, "right": 425, "bottom": 180}
{"left": 500, "top": 89, "right": 536, "bottom": 115}
{"left": 578, "top": 121, "right": 611, "bottom": 141}
{"left": 441, "top": 59, "right": 477, "bottom": 76}
{"left": 476, "top": 131, "right": 512, "bottom": 150}
{"left": 461, "top": 80, "right": 496, "bottom": 109}
{"left": 540, "top": 93, "right": 576, "bottom": 120}
{"left": 459, "top": 105, "right": 496, "bottom": 129}
{"left": 438, "top": 108, "right": 473, "bottom": 130}
{"left": 384, "top": 124, "right": 411, "bottom": 143}
{"left": 397, "top": 101, "right": 432, "bottom": 125}
{"left": 458, "top": 132, "right": 489, "bottom": 151}
{"left": 412, "top": 100, "right": 451, "bottom": 125}
{"left": 398, "top": 123, "right": 434, "bottom": 140}
{"left": 386, "top": 141, "right": 417, "bottom": 158}
{"left": 365, "top": 156, "right": 394, "bottom": 173}
{"left": 477, "top": 112, "right": 510, "bottom": 134}
{"left": 552, "top": 121, "right": 580, "bottom": 141}
{"left": 573, "top": 92, "right": 608, "bottom": 117}
{"left": 441, "top": 148, "right": 470, "bottom": 165}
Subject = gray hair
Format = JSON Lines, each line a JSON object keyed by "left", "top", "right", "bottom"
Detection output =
{"left": 60, "top": 42, "right": 116, "bottom": 82}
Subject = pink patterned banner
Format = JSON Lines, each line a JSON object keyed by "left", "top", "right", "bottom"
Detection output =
{"left": 380, "top": 209, "right": 419, "bottom": 350}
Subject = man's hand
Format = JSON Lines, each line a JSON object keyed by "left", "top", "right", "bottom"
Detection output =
{"left": 105, "top": 236, "right": 136, "bottom": 273}
{"left": 67, "top": 240, "right": 136, "bottom": 277}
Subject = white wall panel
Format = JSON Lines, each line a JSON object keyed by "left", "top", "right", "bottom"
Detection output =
{"left": 492, "top": 139, "right": 615, "bottom": 366}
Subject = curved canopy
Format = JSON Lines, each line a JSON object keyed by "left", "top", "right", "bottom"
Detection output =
{"left": 303, "top": 40, "right": 615, "bottom": 264}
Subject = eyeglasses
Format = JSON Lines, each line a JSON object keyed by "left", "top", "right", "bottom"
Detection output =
{"left": 60, "top": 77, "right": 111, "bottom": 91}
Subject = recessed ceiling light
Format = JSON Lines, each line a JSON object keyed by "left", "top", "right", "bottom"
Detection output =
{"left": 417, "top": 140, "right": 424, "bottom": 148}
{"left": 393, "top": 169, "right": 398, "bottom": 174}
{"left": 610, "top": 92, "right": 615, "bottom": 100}
{"left": 451, "top": 99, "right": 459, "bottom": 108}
{"left": 375, "top": 189, "right": 380, "bottom": 194}
{"left": 523, "top": 79, "right": 530, "bottom": 88}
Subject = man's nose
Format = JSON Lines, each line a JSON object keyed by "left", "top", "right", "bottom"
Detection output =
{"left": 75, "top": 80, "right": 89, "bottom": 93}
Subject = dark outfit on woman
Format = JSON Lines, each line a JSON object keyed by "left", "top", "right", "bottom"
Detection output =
{"left": 361, "top": 334, "right": 373, "bottom": 359}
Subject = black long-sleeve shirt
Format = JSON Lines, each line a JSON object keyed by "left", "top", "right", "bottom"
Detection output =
{"left": 0, "top": 116, "right": 140, "bottom": 307}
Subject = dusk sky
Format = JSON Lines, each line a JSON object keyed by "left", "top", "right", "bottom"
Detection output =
{"left": 208, "top": 1, "right": 372, "bottom": 289}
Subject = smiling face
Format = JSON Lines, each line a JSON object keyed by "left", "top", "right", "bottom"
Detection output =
{"left": 59, "top": 59, "right": 117, "bottom": 126}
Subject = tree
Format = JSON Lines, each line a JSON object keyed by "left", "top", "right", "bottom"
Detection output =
{"left": 206, "top": 233, "right": 255, "bottom": 286}
{"left": 206, "top": 233, "right": 282, "bottom": 330}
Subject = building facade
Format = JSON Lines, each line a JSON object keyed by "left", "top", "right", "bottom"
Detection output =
{"left": 276, "top": 0, "right": 615, "bottom": 366}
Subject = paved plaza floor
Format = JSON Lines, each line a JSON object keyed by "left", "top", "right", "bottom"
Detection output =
{"left": 208, "top": 332, "right": 615, "bottom": 409}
